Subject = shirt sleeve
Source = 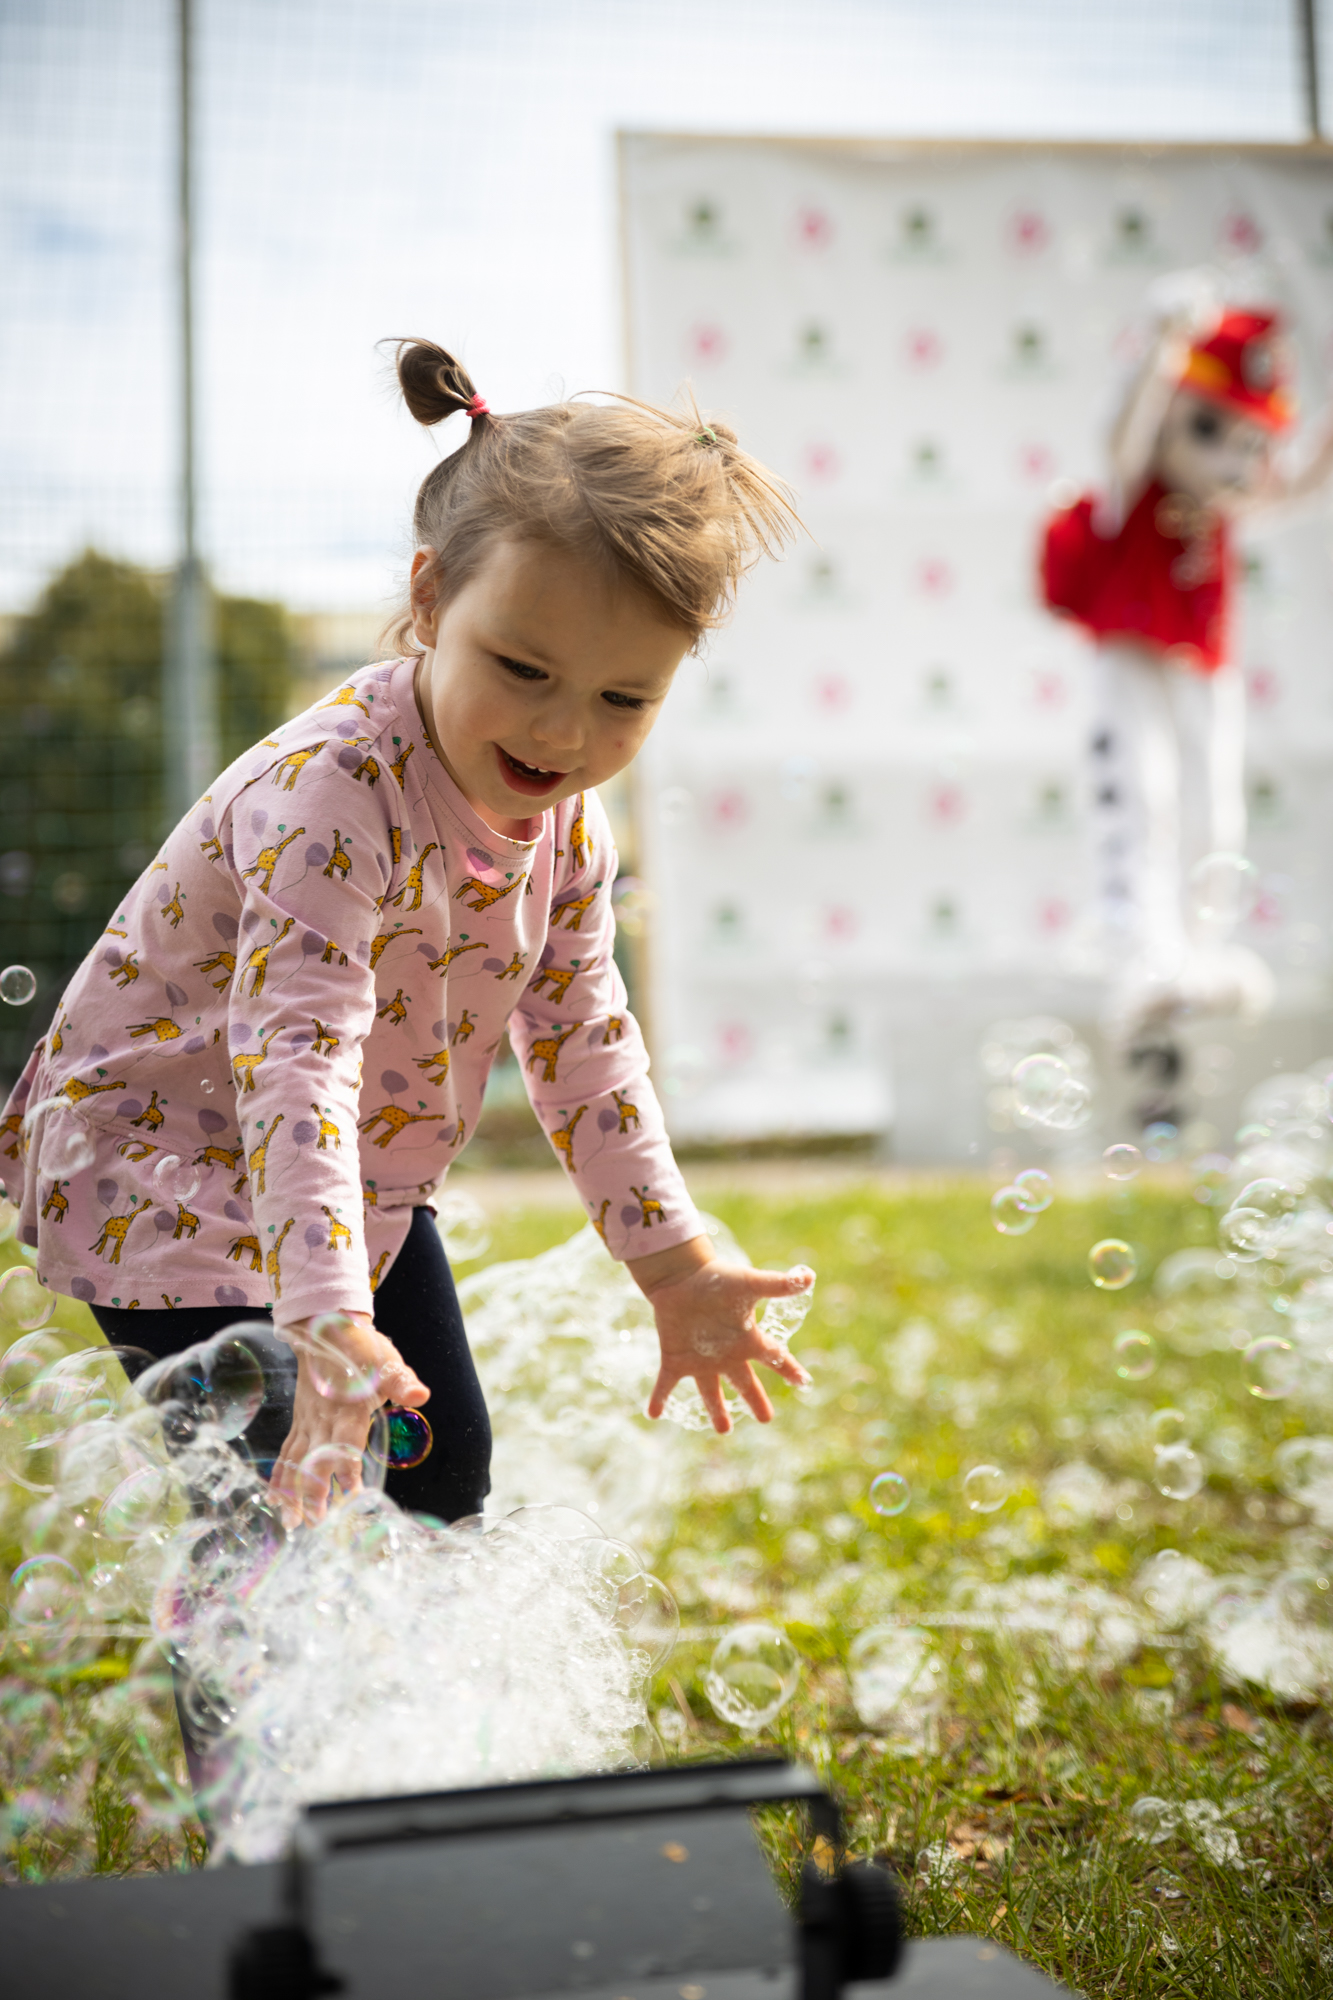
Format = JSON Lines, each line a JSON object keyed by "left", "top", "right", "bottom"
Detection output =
{"left": 224, "top": 757, "right": 391, "bottom": 1322}
{"left": 505, "top": 792, "right": 704, "bottom": 1262}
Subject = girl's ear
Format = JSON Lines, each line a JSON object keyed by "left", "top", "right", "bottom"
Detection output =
{"left": 409, "top": 548, "right": 439, "bottom": 648}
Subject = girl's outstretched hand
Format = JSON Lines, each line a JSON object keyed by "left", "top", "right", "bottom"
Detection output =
{"left": 269, "top": 1311, "right": 430, "bottom": 1528}
{"left": 629, "top": 1237, "right": 813, "bottom": 1435}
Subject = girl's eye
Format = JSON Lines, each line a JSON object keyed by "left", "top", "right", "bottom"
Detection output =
{"left": 499, "top": 657, "right": 545, "bottom": 682}
{"left": 602, "top": 690, "right": 647, "bottom": 711}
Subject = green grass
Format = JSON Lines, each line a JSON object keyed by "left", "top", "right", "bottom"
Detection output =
{"left": 4, "top": 1177, "right": 1333, "bottom": 1995}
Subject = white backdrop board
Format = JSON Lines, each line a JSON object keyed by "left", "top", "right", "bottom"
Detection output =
{"left": 619, "top": 138, "right": 1333, "bottom": 1157}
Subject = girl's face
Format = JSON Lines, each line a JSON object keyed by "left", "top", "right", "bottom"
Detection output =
{"left": 1155, "top": 390, "right": 1273, "bottom": 509}
{"left": 410, "top": 536, "right": 690, "bottom": 837}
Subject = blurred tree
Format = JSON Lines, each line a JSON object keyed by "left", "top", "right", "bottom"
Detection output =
{"left": 0, "top": 549, "right": 295, "bottom": 1087}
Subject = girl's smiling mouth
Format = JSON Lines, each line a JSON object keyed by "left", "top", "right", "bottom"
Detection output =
{"left": 496, "top": 745, "right": 567, "bottom": 794}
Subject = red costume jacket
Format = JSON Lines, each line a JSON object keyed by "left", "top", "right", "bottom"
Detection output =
{"left": 1040, "top": 478, "right": 1231, "bottom": 672}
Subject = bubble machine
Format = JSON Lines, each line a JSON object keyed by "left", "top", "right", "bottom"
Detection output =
{"left": 2, "top": 1758, "right": 1061, "bottom": 1998}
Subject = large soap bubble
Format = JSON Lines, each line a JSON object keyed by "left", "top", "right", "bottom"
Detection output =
{"left": 848, "top": 1624, "right": 946, "bottom": 1738}
{"left": 703, "top": 1623, "right": 800, "bottom": 1731}
{"left": 1088, "top": 1239, "right": 1137, "bottom": 1290}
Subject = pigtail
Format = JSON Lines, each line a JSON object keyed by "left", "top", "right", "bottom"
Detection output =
{"left": 392, "top": 338, "right": 490, "bottom": 430}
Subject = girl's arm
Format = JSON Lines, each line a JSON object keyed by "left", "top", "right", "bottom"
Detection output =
{"left": 508, "top": 795, "right": 811, "bottom": 1433}
{"left": 1107, "top": 309, "right": 1206, "bottom": 513}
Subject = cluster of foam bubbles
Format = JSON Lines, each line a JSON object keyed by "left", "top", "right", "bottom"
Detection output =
{"left": 0, "top": 1290, "right": 679, "bottom": 1861}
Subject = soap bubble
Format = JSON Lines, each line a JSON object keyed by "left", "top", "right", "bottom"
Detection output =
{"left": 200, "top": 1077, "right": 215, "bottom": 1094}
{"left": 869, "top": 1470, "right": 910, "bottom": 1517}
{"left": 297, "top": 1441, "right": 364, "bottom": 1507}
{"left": 1089, "top": 1239, "right": 1137, "bottom": 1290}
{"left": 848, "top": 1624, "right": 946, "bottom": 1732}
{"left": 0, "top": 964, "right": 37, "bottom": 1005}
{"left": 0, "top": 1264, "right": 58, "bottom": 1331}
{"left": 617, "top": 1571, "right": 679, "bottom": 1672}
{"left": 1154, "top": 1444, "right": 1205, "bottom": 1501}
{"left": 99, "top": 1466, "right": 173, "bottom": 1539}
{"left": 1149, "top": 1408, "right": 1190, "bottom": 1448}
{"left": 1242, "top": 1336, "right": 1297, "bottom": 1400}
{"left": 1113, "top": 1329, "right": 1158, "bottom": 1380}
{"left": 153, "top": 1154, "right": 203, "bottom": 1204}
{"left": 1273, "top": 1436, "right": 1333, "bottom": 1514}
{"left": 1013, "top": 1167, "right": 1053, "bottom": 1213}
{"left": 135, "top": 1331, "right": 266, "bottom": 1440}
{"left": 703, "top": 1622, "right": 800, "bottom": 1731}
{"left": 963, "top": 1464, "right": 1009, "bottom": 1512}
{"left": 757, "top": 1266, "right": 815, "bottom": 1342}
{"left": 610, "top": 876, "right": 654, "bottom": 938}
{"left": 991, "top": 1187, "right": 1036, "bottom": 1236}
{"left": 1218, "top": 1179, "right": 1297, "bottom": 1263}
{"left": 437, "top": 1192, "right": 491, "bottom": 1264}
{"left": 1104, "top": 1142, "right": 1143, "bottom": 1180}
{"left": 44, "top": 1112, "right": 95, "bottom": 1178}
{"left": 0, "top": 1327, "right": 70, "bottom": 1397}
{"left": 10, "top": 1554, "right": 81, "bottom": 1629}
{"left": 198, "top": 1336, "right": 266, "bottom": 1439}
{"left": 304, "top": 1315, "right": 382, "bottom": 1404}
{"left": 1012, "top": 1053, "right": 1070, "bottom": 1118}
{"left": 1128, "top": 1794, "right": 1177, "bottom": 1843}
{"left": 504, "top": 1503, "right": 605, "bottom": 1542}
{"left": 376, "top": 1406, "right": 433, "bottom": 1469}
{"left": 1190, "top": 851, "right": 1259, "bottom": 928}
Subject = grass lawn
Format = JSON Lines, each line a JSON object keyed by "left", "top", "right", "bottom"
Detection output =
{"left": 3, "top": 1173, "right": 1331, "bottom": 1997}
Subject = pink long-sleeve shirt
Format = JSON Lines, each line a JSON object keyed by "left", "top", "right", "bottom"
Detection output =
{"left": 2, "top": 657, "right": 701, "bottom": 1320}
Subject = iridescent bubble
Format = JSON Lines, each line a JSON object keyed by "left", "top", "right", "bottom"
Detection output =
{"left": 10, "top": 1554, "right": 80, "bottom": 1628}
{"left": 0, "top": 1195, "right": 17, "bottom": 1243}
{"left": 703, "top": 1622, "right": 800, "bottom": 1731}
{"left": 757, "top": 1266, "right": 815, "bottom": 1342}
{"left": 869, "top": 1470, "right": 910, "bottom": 1517}
{"left": 848, "top": 1624, "right": 945, "bottom": 1731}
{"left": 1243, "top": 1336, "right": 1297, "bottom": 1401}
{"left": 152, "top": 1153, "right": 203, "bottom": 1204}
{"left": 45, "top": 1111, "right": 95, "bottom": 1178}
{"left": 0, "top": 1264, "right": 57, "bottom": 1331}
{"left": 505, "top": 1503, "right": 605, "bottom": 1542}
{"left": 1103, "top": 1143, "right": 1143, "bottom": 1181}
{"left": 437, "top": 1192, "right": 491, "bottom": 1265}
{"left": 198, "top": 1334, "right": 266, "bottom": 1438}
{"left": 1013, "top": 1168, "right": 1053, "bottom": 1213}
{"left": 0, "top": 1326, "right": 67, "bottom": 1396}
{"left": 1273, "top": 1435, "right": 1333, "bottom": 1511}
{"left": 1154, "top": 1443, "right": 1205, "bottom": 1501}
{"left": 200, "top": 1078, "right": 215, "bottom": 1095}
{"left": 0, "top": 965, "right": 37, "bottom": 1005}
{"left": 617, "top": 1571, "right": 679, "bottom": 1671}
{"left": 297, "top": 1441, "right": 364, "bottom": 1510}
{"left": 963, "top": 1464, "right": 1009, "bottom": 1513}
{"left": 991, "top": 1186, "right": 1036, "bottom": 1236}
{"left": 1218, "top": 1207, "right": 1276, "bottom": 1262}
{"left": 99, "top": 1466, "right": 172, "bottom": 1539}
{"left": 1141, "top": 1121, "right": 1179, "bottom": 1163}
{"left": 1189, "top": 850, "right": 1259, "bottom": 928}
{"left": 380, "top": 1406, "right": 433, "bottom": 1469}
{"left": 1149, "top": 1408, "right": 1190, "bottom": 1448}
{"left": 1089, "top": 1239, "right": 1137, "bottom": 1290}
{"left": 1113, "top": 1329, "right": 1158, "bottom": 1380}
{"left": 305, "top": 1315, "right": 381, "bottom": 1404}
{"left": 1012, "top": 1052, "right": 1070, "bottom": 1119}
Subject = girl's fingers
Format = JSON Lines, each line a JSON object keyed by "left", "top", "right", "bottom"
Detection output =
{"left": 757, "top": 1342, "right": 812, "bottom": 1388}
{"left": 646, "top": 1363, "right": 682, "bottom": 1421}
{"left": 728, "top": 1359, "right": 774, "bottom": 1424}
{"left": 379, "top": 1361, "right": 430, "bottom": 1407}
{"left": 699, "top": 1372, "right": 732, "bottom": 1435}
{"left": 736, "top": 1265, "right": 815, "bottom": 1301}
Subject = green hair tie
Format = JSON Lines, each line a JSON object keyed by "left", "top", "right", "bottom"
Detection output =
{"left": 695, "top": 426, "right": 719, "bottom": 445}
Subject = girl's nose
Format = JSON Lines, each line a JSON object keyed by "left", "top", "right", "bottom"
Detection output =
{"left": 532, "top": 702, "right": 585, "bottom": 755}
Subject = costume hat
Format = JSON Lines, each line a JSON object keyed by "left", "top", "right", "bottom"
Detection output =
{"left": 1180, "top": 309, "right": 1294, "bottom": 431}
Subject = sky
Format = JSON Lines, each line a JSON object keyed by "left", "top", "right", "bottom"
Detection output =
{"left": 0, "top": 0, "right": 1321, "bottom": 613}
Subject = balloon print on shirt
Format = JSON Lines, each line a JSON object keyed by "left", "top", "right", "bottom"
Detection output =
{"left": 628, "top": 1185, "right": 665, "bottom": 1228}
{"left": 311, "top": 1105, "right": 342, "bottom": 1150}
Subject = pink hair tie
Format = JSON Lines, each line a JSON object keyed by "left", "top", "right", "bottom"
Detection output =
{"left": 465, "top": 393, "right": 490, "bottom": 418}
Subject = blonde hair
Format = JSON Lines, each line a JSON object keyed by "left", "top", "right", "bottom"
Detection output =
{"left": 382, "top": 339, "right": 798, "bottom": 656}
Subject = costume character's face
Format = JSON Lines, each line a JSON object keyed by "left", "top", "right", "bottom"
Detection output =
{"left": 1154, "top": 390, "right": 1273, "bottom": 509}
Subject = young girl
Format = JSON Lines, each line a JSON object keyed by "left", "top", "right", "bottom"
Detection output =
{"left": 1, "top": 341, "right": 813, "bottom": 1529}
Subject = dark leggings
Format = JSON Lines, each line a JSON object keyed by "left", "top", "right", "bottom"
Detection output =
{"left": 91, "top": 1206, "right": 492, "bottom": 1524}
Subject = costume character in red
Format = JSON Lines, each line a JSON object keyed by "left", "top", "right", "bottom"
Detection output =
{"left": 1039, "top": 293, "right": 1333, "bottom": 1048}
